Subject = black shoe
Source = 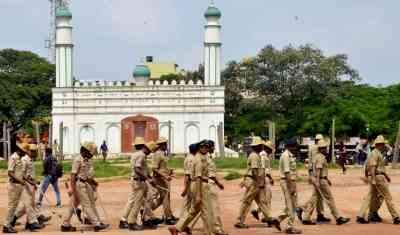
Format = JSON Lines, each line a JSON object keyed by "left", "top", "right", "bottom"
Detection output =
{"left": 234, "top": 222, "right": 249, "bottom": 229}
{"left": 393, "top": 217, "right": 400, "bottom": 225}
{"left": 266, "top": 218, "right": 280, "bottom": 229}
{"left": 84, "top": 218, "right": 92, "bottom": 225}
{"left": 119, "top": 220, "right": 129, "bottom": 229}
{"left": 170, "top": 215, "right": 179, "bottom": 221}
{"left": 38, "top": 215, "right": 52, "bottom": 224}
{"left": 261, "top": 217, "right": 271, "bottom": 226}
{"left": 368, "top": 212, "right": 382, "bottom": 223}
{"left": 316, "top": 214, "right": 331, "bottom": 223}
{"left": 60, "top": 224, "right": 77, "bottom": 232}
{"left": 10, "top": 216, "right": 18, "bottom": 227}
{"left": 128, "top": 223, "right": 143, "bottom": 231}
{"left": 3, "top": 226, "right": 17, "bottom": 234}
{"left": 302, "top": 220, "right": 316, "bottom": 225}
{"left": 94, "top": 223, "right": 109, "bottom": 232}
{"left": 164, "top": 218, "right": 177, "bottom": 225}
{"left": 142, "top": 220, "right": 157, "bottom": 230}
{"left": 336, "top": 217, "right": 350, "bottom": 225}
{"left": 25, "top": 222, "right": 45, "bottom": 231}
{"left": 150, "top": 218, "right": 164, "bottom": 225}
{"left": 356, "top": 217, "right": 369, "bottom": 224}
{"left": 296, "top": 208, "right": 303, "bottom": 221}
{"left": 251, "top": 209, "right": 260, "bottom": 221}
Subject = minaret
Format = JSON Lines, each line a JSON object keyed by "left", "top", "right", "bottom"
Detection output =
{"left": 204, "top": 2, "right": 222, "bottom": 86}
{"left": 55, "top": 5, "right": 73, "bottom": 87}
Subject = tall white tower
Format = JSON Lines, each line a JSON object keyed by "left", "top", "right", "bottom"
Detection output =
{"left": 55, "top": 5, "right": 73, "bottom": 87}
{"left": 204, "top": 2, "right": 222, "bottom": 86}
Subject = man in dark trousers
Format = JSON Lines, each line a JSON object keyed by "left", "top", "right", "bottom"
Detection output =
{"left": 100, "top": 141, "right": 108, "bottom": 162}
{"left": 37, "top": 146, "right": 62, "bottom": 208}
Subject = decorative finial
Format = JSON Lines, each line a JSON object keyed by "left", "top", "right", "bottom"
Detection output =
{"left": 210, "top": 0, "right": 215, "bottom": 6}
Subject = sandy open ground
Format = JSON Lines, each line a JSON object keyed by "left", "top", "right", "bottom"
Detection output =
{"left": 1, "top": 168, "right": 400, "bottom": 235}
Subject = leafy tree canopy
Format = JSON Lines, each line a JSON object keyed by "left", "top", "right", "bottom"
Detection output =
{"left": 0, "top": 49, "right": 55, "bottom": 134}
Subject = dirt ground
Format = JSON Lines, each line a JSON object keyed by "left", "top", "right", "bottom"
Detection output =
{"left": 1, "top": 168, "right": 400, "bottom": 235}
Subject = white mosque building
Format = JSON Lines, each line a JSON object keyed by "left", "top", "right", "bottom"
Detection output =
{"left": 51, "top": 3, "right": 225, "bottom": 155}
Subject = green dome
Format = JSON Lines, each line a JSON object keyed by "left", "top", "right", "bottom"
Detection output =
{"left": 56, "top": 6, "right": 72, "bottom": 18}
{"left": 204, "top": 6, "right": 221, "bottom": 18}
{"left": 133, "top": 65, "right": 151, "bottom": 77}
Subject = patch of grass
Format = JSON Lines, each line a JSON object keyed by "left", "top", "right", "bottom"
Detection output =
{"left": 93, "top": 161, "right": 130, "bottom": 178}
{"left": 0, "top": 160, "right": 7, "bottom": 170}
{"left": 224, "top": 171, "right": 242, "bottom": 181}
{"left": 168, "top": 158, "right": 184, "bottom": 169}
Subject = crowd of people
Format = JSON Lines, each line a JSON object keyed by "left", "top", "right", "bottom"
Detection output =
{"left": 2, "top": 134, "right": 400, "bottom": 234}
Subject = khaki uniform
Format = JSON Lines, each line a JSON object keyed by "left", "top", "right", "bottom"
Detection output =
{"left": 124, "top": 151, "right": 149, "bottom": 224}
{"left": 303, "top": 153, "right": 342, "bottom": 220}
{"left": 149, "top": 150, "right": 173, "bottom": 218}
{"left": 69, "top": 155, "right": 101, "bottom": 225}
{"left": 208, "top": 155, "right": 224, "bottom": 233}
{"left": 178, "top": 154, "right": 195, "bottom": 221}
{"left": 302, "top": 144, "right": 324, "bottom": 215}
{"left": 278, "top": 150, "right": 297, "bottom": 228}
{"left": 15, "top": 155, "right": 40, "bottom": 222}
{"left": 358, "top": 149, "right": 399, "bottom": 219}
{"left": 237, "top": 152, "right": 271, "bottom": 224}
{"left": 4, "top": 153, "right": 36, "bottom": 227}
{"left": 176, "top": 153, "right": 211, "bottom": 234}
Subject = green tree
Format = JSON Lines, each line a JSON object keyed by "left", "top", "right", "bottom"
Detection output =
{"left": 0, "top": 49, "right": 55, "bottom": 134}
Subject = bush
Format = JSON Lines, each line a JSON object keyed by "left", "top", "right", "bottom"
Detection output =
{"left": 224, "top": 171, "right": 242, "bottom": 181}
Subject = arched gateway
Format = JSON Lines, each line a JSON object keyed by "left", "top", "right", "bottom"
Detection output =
{"left": 121, "top": 115, "right": 159, "bottom": 153}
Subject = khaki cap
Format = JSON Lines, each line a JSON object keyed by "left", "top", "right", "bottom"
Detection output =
{"left": 315, "top": 134, "right": 324, "bottom": 140}
{"left": 156, "top": 137, "right": 168, "bottom": 145}
{"left": 81, "top": 141, "right": 97, "bottom": 155}
{"left": 132, "top": 137, "right": 145, "bottom": 146}
{"left": 373, "top": 135, "right": 385, "bottom": 146}
{"left": 264, "top": 140, "right": 275, "bottom": 151}
{"left": 317, "top": 140, "right": 328, "bottom": 148}
{"left": 250, "top": 136, "right": 264, "bottom": 146}
{"left": 145, "top": 141, "right": 158, "bottom": 152}
{"left": 17, "top": 143, "right": 30, "bottom": 154}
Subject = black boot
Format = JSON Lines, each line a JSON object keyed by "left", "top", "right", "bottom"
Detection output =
{"left": 368, "top": 212, "right": 382, "bottom": 223}
{"left": 2, "top": 226, "right": 17, "bottom": 234}
{"left": 295, "top": 208, "right": 303, "bottom": 221}
{"left": 10, "top": 216, "right": 18, "bottom": 227}
{"left": 234, "top": 222, "right": 249, "bottom": 229}
{"left": 265, "top": 218, "right": 280, "bottom": 229}
{"left": 128, "top": 223, "right": 143, "bottom": 231}
{"left": 142, "top": 220, "right": 157, "bottom": 229}
{"left": 336, "top": 217, "right": 350, "bottom": 225}
{"left": 150, "top": 218, "right": 164, "bottom": 225}
{"left": 356, "top": 216, "right": 369, "bottom": 224}
{"left": 119, "top": 220, "right": 129, "bottom": 229}
{"left": 316, "top": 214, "right": 331, "bottom": 223}
{"left": 25, "top": 222, "right": 45, "bottom": 231}
{"left": 94, "top": 223, "right": 109, "bottom": 232}
{"left": 251, "top": 209, "right": 260, "bottom": 220}
{"left": 164, "top": 217, "right": 177, "bottom": 225}
{"left": 38, "top": 215, "right": 52, "bottom": 224}
{"left": 60, "top": 224, "right": 77, "bottom": 232}
{"left": 393, "top": 217, "right": 400, "bottom": 225}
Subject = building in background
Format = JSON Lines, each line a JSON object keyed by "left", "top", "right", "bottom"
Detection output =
{"left": 51, "top": 3, "right": 225, "bottom": 155}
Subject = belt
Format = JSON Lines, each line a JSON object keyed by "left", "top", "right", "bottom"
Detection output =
{"left": 132, "top": 177, "right": 146, "bottom": 182}
{"left": 76, "top": 177, "right": 87, "bottom": 183}
{"left": 320, "top": 177, "right": 328, "bottom": 180}
{"left": 9, "top": 178, "right": 22, "bottom": 184}
{"left": 280, "top": 178, "right": 296, "bottom": 181}
{"left": 245, "top": 175, "right": 255, "bottom": 180}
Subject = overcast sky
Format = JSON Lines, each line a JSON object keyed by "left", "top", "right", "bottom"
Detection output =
{"left": 1, "top": 0, "right": 398, "bottom": 85}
